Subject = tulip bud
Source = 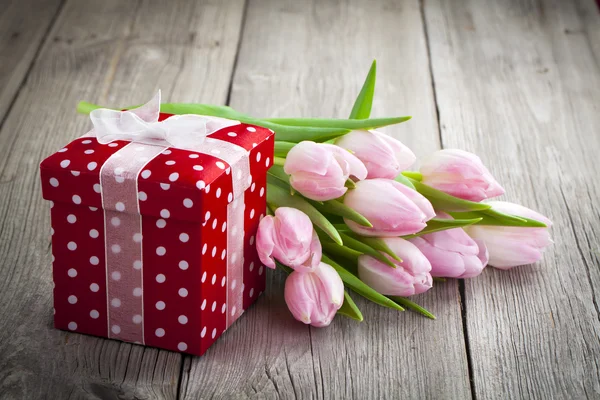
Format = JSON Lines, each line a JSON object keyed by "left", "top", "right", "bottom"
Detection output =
{"left": 343, "top": 179, "right": 435, "bottom": 237}
{"left": 409, "top": 213, "right": 488, "bottom": 278}
{"left": 284, "top": 141, "right": 368, "bottom": 201}
{"left": 334, "top": 130, "right": 416, "bottom": 179}
{"left": 256, "top": 207, "right": 322, "bottom": 272}
{"left": 464, "top": 201, "right": 552, "bottom": 269}
{"left": 284, "top": 262, "right": 345, "bottom": 327}
{"left": 358, "top": 238, "right": 432, "bottom": 296}
{"left": 420, "top": 149, "right": 505, "bottom": 202}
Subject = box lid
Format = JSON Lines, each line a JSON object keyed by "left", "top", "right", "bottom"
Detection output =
{"left": 40, "top": 113, "right": 274, "bottom": 223}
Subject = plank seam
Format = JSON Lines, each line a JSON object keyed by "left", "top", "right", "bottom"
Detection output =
{"left": 558, "top": 186, "right": 600, "bottom": 323}
{"left": 225, "top": 0, "right": 250, "bottom": 106}
{"left": 420, "top": 1, "right": 476, "bottom": 398}
{"left": 419, "top": 0, "right": 443, "bottom": 149}
{"left": 176, "top": 1, "right": 249, "bottom": 398}
{"left": 0, "top": 0, "right": 68, "bottom": 133}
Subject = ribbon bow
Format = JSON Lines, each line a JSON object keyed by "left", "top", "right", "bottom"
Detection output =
{"left": 90, "top": 91, "right": 237, "bottom": 148}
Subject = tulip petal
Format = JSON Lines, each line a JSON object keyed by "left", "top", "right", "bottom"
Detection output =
{"left": 256, "top": 216, "right": 277, "bottom": 269}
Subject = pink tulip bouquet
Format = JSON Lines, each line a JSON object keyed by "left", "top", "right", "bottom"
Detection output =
{"left": 77, "top": 61, "right": 552, "bottom": 327}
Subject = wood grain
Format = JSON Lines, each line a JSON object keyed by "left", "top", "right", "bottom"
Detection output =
{"left": 0, "top": 0, "right": 244, "bottom": 398}
{"left": 425, "top": 0, "right": 600, "bottom": 398}
{"left": 179, "top": 1, "right": 472, "bottom": 399}
{"left": 0, "top": 0, "right": 64, "bottom": 121}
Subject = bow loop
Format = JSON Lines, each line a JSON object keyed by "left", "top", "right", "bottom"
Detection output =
{"left": 90, "top": 90, "right": 238, "bottom": 148}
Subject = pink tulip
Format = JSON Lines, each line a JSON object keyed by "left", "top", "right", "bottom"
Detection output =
{"left": 464, "top": 201, "right": 552, "bottom": 269}
{"left": 284, "top": 141, "right": 368, "bottom": 201}
{"left": 256, "top": 207, "right": 322, "bottom": 272}
{"left": 335, "top": 130, "right": 416, "bottom": 179}
{"left": 343, "top": 179, "right": 435, "bottom": 237}
{"left": 409, "top": 213, "right": 488, "bottom": 278}
{"left": 357, "top": 238, "right": 432, "bottom": 296}
{"left": 284, "top": 262, "right": 345, "bottom": 327}
{"left": 420, "top": 149, "right": 505, "bottom": 202}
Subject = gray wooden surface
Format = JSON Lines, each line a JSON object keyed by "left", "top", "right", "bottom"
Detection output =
{"left": 0, "top": 0, "right": 598, "bottom": 399}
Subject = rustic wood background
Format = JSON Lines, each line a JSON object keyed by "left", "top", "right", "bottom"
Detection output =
{"left": 1, "top": 0, "right": 599, "bottom": 398}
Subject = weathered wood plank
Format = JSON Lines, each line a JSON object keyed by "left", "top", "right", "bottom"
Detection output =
{"left": 0, "top": 0, "right": 244, "bottom": 398}
{"left": 425, "top": 0, "right": 600, "bottom": 398}
{"left": 0, "top": 0, "right": 64, "bottom": 121}
{"left": 180, "top": 1, "right": 472, "bottom": 399}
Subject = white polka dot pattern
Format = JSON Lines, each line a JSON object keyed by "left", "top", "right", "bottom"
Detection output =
{"left": 39, "top": 122, "right": 274, "bottom": 355}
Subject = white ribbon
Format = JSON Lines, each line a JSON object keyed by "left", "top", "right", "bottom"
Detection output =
{"left": 90, "top": 90, "right": 235, "bottom": 148}
{"left": 92, "top": 91, "right": 249, "bottom": 345}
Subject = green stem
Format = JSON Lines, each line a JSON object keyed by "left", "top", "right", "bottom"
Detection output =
{"left": 76, "top": 101, "right": 104, "bottom": 114}
{"left": 401, "top": 171, "right": 423, "bottom": 181}
{"left": 273, "top": 156, "right": 286, "bottom": 167}
{"left": 388, "top": 296, "right": 436, "bottom": 319}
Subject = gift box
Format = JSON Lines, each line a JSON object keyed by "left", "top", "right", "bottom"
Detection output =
{"left": 40, "top": 93, "right": 274, "bottom": 356}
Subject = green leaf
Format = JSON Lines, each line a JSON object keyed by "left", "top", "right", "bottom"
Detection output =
{"left": 308, "top": 199, "right": 372, "bottom": 228}
{"left": 388, "top": 296, "right": 436, "bottom": 319}
{"left": 267, "top": 174, "right": 290, "bottom": 191}
{"left": 264, "top": 116, "right": 412, "bottom": 130}
{"left": 394, "top": 173, "right": 416, "bottom": 190}
{"left": 337, "top": 291, "right": 364, "bottom": 321}
{"left": 160, "top": 103, "right": 248, "bottom": 119}
{"left": 449, "top": 209, "right": 547, "bottom": 228}
{"left": 339, "top": 232, "right": 397, "bottom": 268}
{"left": 274, "top": 141, "right": 296, "bottom": 157}
{"left": 350, "top": 60, "right": 377, "bottom": 119}
{"left": 76, "top": 101, "right": 103, "bottom": 114}
{"left": 322, "top": 255, "right": 405, "bottom": 312}
{"left": 253, "top": 121, "right": 351, "bottom": 143}
{"left": 409, "top": 179, "right": 492, "bottom": 212}
{"left": 345, "top": 233, "right": 402, "bottom": 263}
{"left": 321, "top": 242, "right": 361, "bottom": 265}
{"left": 402, "top": 217, "right": 483, "bottom": 239}
{"left": 267, "top": 183, "right": 343, "bottom": 245}
{"left": 267, "top": 165, "right": 289, "bottom": 184}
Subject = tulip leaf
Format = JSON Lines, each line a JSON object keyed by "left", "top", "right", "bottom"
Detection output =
{"left": 76, "top": 101, "right": 103, "bottom": 114}
{"left": 267, "top": 174, "right": 290, "bottom": 192}
{"left": 264, "top": 116, "right": 412, "bottom": 130}
{"left": 274, "top": 141, "right": 296, "bottom": 157}
{"left": 160, "top": 103, "right": 249, "bottom": 119}
{"left": 344, "top": 233, "right": 402, "bottom": 263}
{"left": 322, "top": 255, "right": 405, "bottom": 312}
{"left": 339, "top": 232, "right": 397, "bottom": 268}
{"left": 267, "top": 183, "right": 343, "bottom": 245}
{"left": 408, "top": 179, "right": 492, "bottom": 212}
{"left": 449, "top": 209, "right": 547, "bottom": 228}
{"left": 321, "top": 241, "right": 362, "bottom": 265}
{"left": 394, "top": 173, "right": 416, "bottom": 190}
{"left": 388, "top": 296, "right": 436, "bottom": 320}
{"left": 253, "top": 121, "right": 351, "bottom": 143}
{"left": 266, "top": 165, "right": 290, "bottom": 186}
{"left": 350, "top": 59, "right": 377, "bottom": 119}
{"left": 309, "top": 199, "right": 373, "bottom": 228}
{"left": 337, "top": 291, "right": 364, "bottom": 321}
{"left": 402, "top": 217, "right": 483, "bottom": 239}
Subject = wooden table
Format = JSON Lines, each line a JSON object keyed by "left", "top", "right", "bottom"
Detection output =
{"left": 1, "top": 0, "right": 599, "bottom": 398}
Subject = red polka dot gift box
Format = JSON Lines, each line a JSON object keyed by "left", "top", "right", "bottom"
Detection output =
{"left": 39, "top": 93, "right": 274, "bottom": 356}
